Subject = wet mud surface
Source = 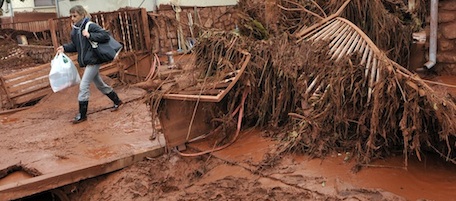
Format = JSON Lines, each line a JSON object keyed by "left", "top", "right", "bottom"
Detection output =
{"left": 1, "top": 74, "right": 455, "bottom": 201}
{"left": 1, "top": 38, "right": 456, "bottom": 201}
{"left": 60, "top": 129, "right": 456, "bottom": 201}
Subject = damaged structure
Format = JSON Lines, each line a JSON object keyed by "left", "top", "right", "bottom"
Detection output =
{"left": 1, "top": 0, "right": 456, "bottom": 200}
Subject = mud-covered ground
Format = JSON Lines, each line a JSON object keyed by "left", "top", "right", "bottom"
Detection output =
{"left": 2, "top": 34, "right": 456, "bottom": 201}
{"left": 56, "top": 127, "right": 456, "bottom": 201}
{"left": 61, "top": 148, "right": 406, "bottom": 201}
{"left": 0, "top": 30, "right": 53, "bottom": 74}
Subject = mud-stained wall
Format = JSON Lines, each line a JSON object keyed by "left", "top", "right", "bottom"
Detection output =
{"left": 150, "top": 5, "right": 238, "bottom": 53}
{"left": 435, "top": 1, "right": 456, "bottom": 74}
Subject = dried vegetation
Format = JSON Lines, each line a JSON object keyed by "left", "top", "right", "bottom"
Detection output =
{"left": 154, "top": 0, "right": 456, "bottom": 166}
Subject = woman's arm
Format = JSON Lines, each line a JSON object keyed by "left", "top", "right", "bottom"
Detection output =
{"left": 62, "top": 43, "right": 77, "bottom": 52}
{"left": 84, "top": 23, "right": 110, "bottom": 43}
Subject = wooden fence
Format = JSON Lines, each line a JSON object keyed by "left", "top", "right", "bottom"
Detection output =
{"left": 0, "top": 8, "right": 151, "bottom": 110}
{"left": 0, "top": 20, "right": 50, "bottom": 33}
{"left": 49, "top": 8, "right": 151, "bottom": 53}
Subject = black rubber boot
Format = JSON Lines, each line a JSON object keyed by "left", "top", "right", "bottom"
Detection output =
{"left": 72, "top": 101, "right": 88, "bottom": 124}
{"left": 106, "top": 91, "right": 123, "bottom": 112}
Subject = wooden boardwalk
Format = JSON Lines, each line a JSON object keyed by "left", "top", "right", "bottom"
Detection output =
{"left": 0, "top": 85, "right": 165, "bottom": 200}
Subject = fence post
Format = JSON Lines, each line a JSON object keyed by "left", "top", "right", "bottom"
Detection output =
{"left": 49, "top": 18, "right": 59, "bottom": 49}
{"left": 141, "top": 8, "right": 152, "bottom": 52}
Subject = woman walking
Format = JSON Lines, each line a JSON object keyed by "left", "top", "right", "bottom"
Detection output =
{"left": 57, "top": 5, "right": 122, "bottom": 124}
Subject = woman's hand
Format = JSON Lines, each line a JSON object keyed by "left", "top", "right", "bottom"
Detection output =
{"left": 82, "top": 30, "right": 90, "bottom": 39}
{"left": 56, "top": 46, "right": 64, "bottom": 53}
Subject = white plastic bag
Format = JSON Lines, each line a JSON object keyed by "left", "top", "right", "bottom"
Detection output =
{"left": 49, "top": 53, "right": 81, "bottom": 92}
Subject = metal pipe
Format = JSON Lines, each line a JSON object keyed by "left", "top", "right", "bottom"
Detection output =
{"left": 9, "top": 1, "right": 13, "bottom": 23}
{"left": 153, "top": 0, "right": 157, "bottom": 12}
{"left": 424, "top": 0, "right": 438, "bottom": 69}
{"left": 55, "top": 0, "right": 60, "bottom": 17}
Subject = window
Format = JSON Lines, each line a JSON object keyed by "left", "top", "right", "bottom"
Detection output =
{"left": 34, "top": 0, "right": 55, "bottom": 7}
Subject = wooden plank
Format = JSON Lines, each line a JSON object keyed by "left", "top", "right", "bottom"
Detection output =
{"left": 2, "top": 64, "right": 50, "bottom": 80}
{"left": 8, "top": 79, "right": 49, "bottom": 99}
{"left": 162, "top": 51, "right": 251, "bottom": 102}
{"left": 1, "top": 54, "right": 76, "bottom": 80}
{"left": 0, "top": 147, "right": 164, "bottom": 201}
{"left": 141, "top": 8, "right": 152, "bottom": 51}
{"left": 0, "top": 77, "right": 11, "bottom": 109}
{"left": 49, "top": 18, "right": 58, "bottom": 49}
{"left": 12, "top": 88, "right": 52, "bottom": 105}
{"left": 177, "top": 89, "right": 224, "bottom": 95}
{"left": 156, "top": 69, "right": 184, "bottom": 79}
{"left": 4, "top": 70, "right": 49, "bottom": 88}
{"left": 158, "top": 99, "right": 214, "bottom": 148}
{"left": 101, "top": 68, "right": 120, "bottom": 76}
{"left": 100, "top": 62, "right": 119, "bottom": 76}
{"left": 0, "top": 54, "right": 79, "bottom": 108}
{"left": 182, "top": 81, "right": 231, "bottom": 91}
{"left": 0, "top": 106, "right": 32, "bottom": 115}
{"left": 161, "top": 94, "right": 224, "bottom": 102}
{"left": 0, "top": 76, "right": 12, "bottom": 104}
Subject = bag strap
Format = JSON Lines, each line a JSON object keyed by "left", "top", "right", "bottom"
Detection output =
{"left": 84, "top": 21, "right": 98, "bottom": 48}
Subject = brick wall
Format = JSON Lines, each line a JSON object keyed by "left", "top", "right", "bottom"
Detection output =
{"left": 150, "top": 5, "right": 238, "bottom": 54}
{"left": 435, "top": 1, "right": 456, "bottom": 74}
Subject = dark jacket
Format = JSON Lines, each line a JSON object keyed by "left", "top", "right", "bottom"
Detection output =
{"left": 63, "top": 19, "right": 110, "bottom": 67}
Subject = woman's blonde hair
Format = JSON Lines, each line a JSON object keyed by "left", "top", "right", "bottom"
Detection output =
{"left": 69, "top": 5, "right": 91, "bottom": 19}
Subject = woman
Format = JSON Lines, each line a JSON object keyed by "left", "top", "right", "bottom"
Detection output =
{"left": 57, "top": 5, "right": 122, "bottom": 124}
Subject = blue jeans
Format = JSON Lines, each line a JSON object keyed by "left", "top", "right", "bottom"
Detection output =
{"left": 78, "top": 64, "right": 113, "bottom": 101}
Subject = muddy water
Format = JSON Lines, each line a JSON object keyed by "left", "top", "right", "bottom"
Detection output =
{"left": 207, "top": 129, "right": 456, "bottom": 201}
{"left": 293, "top": 153, "right": 456, "bottom": 201}
{"left": 287, "top": 72, "right": 456, "bottom": 201}
{"left": 432, "top": 75, "right": 456, "bottom": 96}
{"left": 322, "top": 74, "right": 456, "bottom": 201}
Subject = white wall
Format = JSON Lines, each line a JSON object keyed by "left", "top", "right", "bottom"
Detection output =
{"left": 1, "top": 0, "right": 57, "bottom": 18}
{"left": 57, "top": 0, "right": 127, "bottom": 17}
{"left": 157, "top": 0, "right": 238, "bottom": 7}
{"left": 57, "top": 0, "right": 157, "bottom": 17}
{"left": 1, "top": 0, "right": 35, "bottom": 17}
{"left": 57, "top": 0, "right": 237, "bottom": 16}
{"left": 1, "top": 0, "right": 238, "bottom": 18}
{"left": 10, "top": 0, "right": 35, "bottom": 11}
{"left": 0, "top": 1, "right": 11, "bottom": 17}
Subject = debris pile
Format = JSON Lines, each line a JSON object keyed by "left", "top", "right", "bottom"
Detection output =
{"left": 174, "top": 0, "right": 456, "bottom": 165}
{"left": 0, "top": 29, "right": 50, "bottom": 74}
